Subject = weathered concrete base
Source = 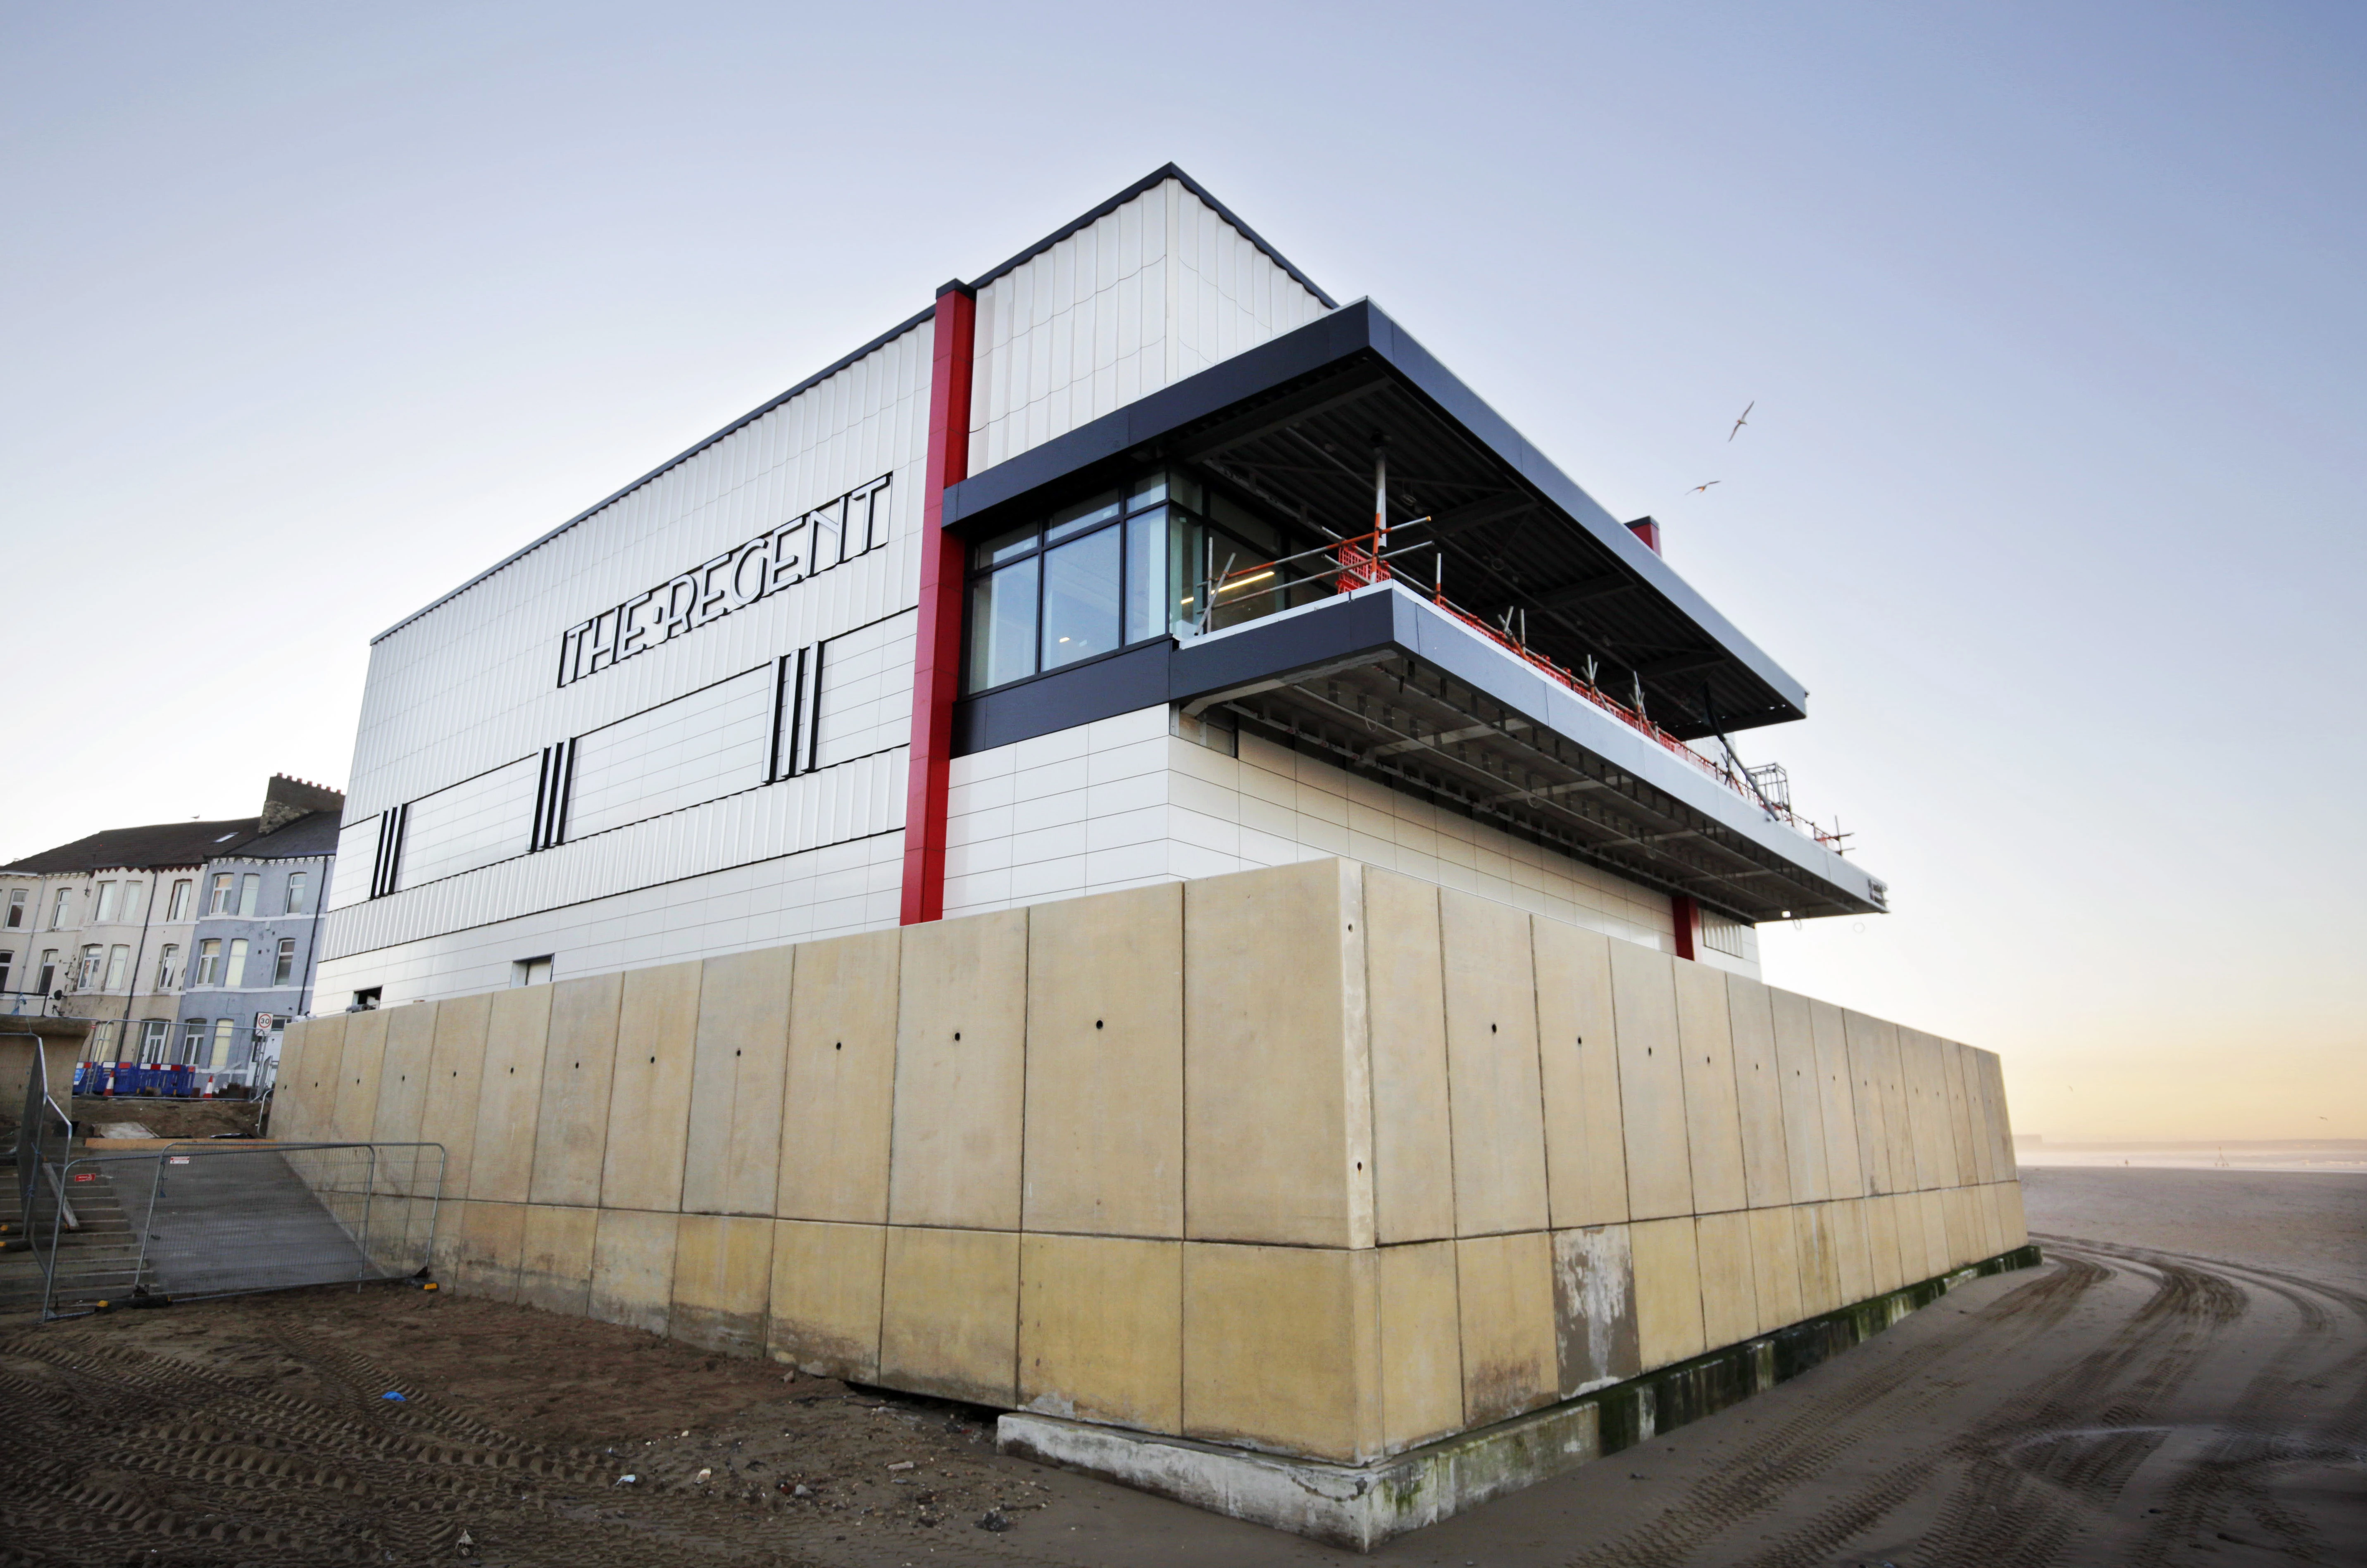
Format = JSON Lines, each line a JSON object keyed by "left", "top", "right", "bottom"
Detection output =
{"left": 999, "top": 1243, "right": 2045, "bottom": 1550}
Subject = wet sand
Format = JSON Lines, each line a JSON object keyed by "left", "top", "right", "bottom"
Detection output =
{"left": 2, "top": 1166, "right": 2359, "bottom": 1565}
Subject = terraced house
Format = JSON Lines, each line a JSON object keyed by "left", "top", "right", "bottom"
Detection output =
{"left": 1, "top": 774, "right": 342, "bottom": 1085}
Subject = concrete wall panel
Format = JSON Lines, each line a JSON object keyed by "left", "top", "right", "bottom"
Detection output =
{"left": 1841, "top": 1011, "right": 1894, "bottom": 1196}
{"left": 1917, "top": 1190, "right": 1951, "bottom": 1280}
{"left": 419, "top": 995, "right": 491, "bottom": 1199}
{"left": 274, "top": 1019, "right": 315, "bottom": 1140}
{"left": 1901, "top": 1030, "right": 1958, "bottom": 1191}
{"left": 1455, "top": 1230, "right": 1556, "bottom": 1425}
{"left": 517, "top": 1204, "right": 598, "bottom": 1316}
{"left": 331, "top": 1007, "right": 389, "bottom": 1145}
{"left": 1439, "top": 890, "right": 1550, "bottom": 1237}
{"left": 1792, "top": 1203, "right": 1840, "bottom": 1317}
{"left": 1378, "top": 1240, "right": 1464, "bottom": 1452}
{"left": 1694, "top": 1209, "right": 1759, "bottom": 1349}
{"left": 1362, "top": 870, "right": 1455, "bottom": 1243}
{"left": 1023, "top": 885, "right": 1184, "bottom": 1238}
{"left": 1828, "top": 1199, "right": 1873, "bottom": 1306}
{"left": 779, "top": 930, "right": 898, "bottom": 1223}
{"left": 683, "top": 945, "right": 794, "bottom": 1216}
{"left": 452, "top": 1199, "right": 525, "bottom": 1302}
{"left": 1767, "top": 987, "right": 1828, "bottom": 1204}
{"left": 588, "top": 1207, "right": 678, "bottom": 1336}
{"left": 1182, "top": 1240, "right": 1381, "bottom": 1464}
{"left": 2001, "top": 1179, "right": 2029, "bottom": 1249}
{"left": 371, "top": 1002, "right": 437, "bottom": 1150}
{"left": 1724, "top": 976, "right": 1794, "bottom": 1211}
{"left": 1019, "top": 1233, "right": 1183, "bottom": 1435}
{"left": 1748, "top": 1205, "right": 1804, "bottom": 1333}
{"left": 672, "top": 1213, "right": 776, "bottom": 1356}
{"left": 1672, "top": 961, "right": 1747, "bottom": 1215}
{"left": 470, "top": 986, "right": 553, "bottom": 1203}
{"left": 1630, "top": 1216, "right": 1706, "bottom": 1372}
{"left": 1943, "top": 1041, "right": 1981, "bottom": 1187}
{"left": 1533, "top": 917, "right": 1629, "bottom": 1229}
{"left": 880, "top": 1225, "right": 1022, "bottom": 1407}
{"left": 1808, "top": 999, "right": 1864, "bottom": 1200}
{"left": 601, "top": 959, "right": 701, "bottom": 1212}
{"left": 529, "top": 973, "right": 622, "bottom": 1208}
{"left": 888, "top": 911, "right": 1028, "bottom": 1230}
{"left": 1863, "top": 1194, "right": 1905, "bottom": 1296}
{"left": 1551, "top": 1223, "right": 1640, "bottom": 1397}
{"left": 1184, "top": 861, "right": 1372, "bottom": 1249}
{"left": 1608, "top": 941, "right": 1692, "bottom": 1221}
{"left": 767, "top": 1218, "right": 885, "bottom": 1381}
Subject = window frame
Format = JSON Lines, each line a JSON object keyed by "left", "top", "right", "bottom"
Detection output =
{"left": 283, "top": 871, "right": 308, "bottom": 915}
{"left": 273, "top": 937, "right": 297, "bottom": 986}
{"left": 167, "top": 880, "right": 192, "bottom": 921}
{"left": 960, "top": 476, "right": 1178, "bottom": 697}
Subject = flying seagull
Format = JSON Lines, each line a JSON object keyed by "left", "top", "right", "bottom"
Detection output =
{"left": 1728, "top": 400, "right": 1754, "bottom": 441}
{"left": 1685, "top": 481, "right": 1722, "bottom": 495}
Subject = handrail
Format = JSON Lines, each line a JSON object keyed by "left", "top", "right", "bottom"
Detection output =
{"left": 1203, "top": 533, "right": 1852, "bottom": 854}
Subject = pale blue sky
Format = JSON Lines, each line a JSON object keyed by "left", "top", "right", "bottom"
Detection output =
{"left": 6, "top": 3, "right": 2359, "bottom": 1137}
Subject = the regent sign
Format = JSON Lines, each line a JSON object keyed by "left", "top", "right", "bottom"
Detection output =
{"left": 557, "top": 473, "right": 891, "bottom": 687}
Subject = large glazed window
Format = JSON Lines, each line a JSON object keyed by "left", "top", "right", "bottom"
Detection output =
{"left": 961, "top": 470, "right": 1332, "bottom": 693}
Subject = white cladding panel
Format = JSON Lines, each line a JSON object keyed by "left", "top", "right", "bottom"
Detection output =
{"left": 967, "top": 178, "right": 1330, "bottom": 473}
{"left": 567, "top": 665, "right": 773, "bottom": 840}
{"left": 348, "top": 321, "right": 931, "bottom": 823}
{"left": 329, "top": 321, "right": 931, "bottom": 954}
{"left": 400, "top": 756, "right": 541, "bottom": 888}
{"left": 940, "top": 704, "right": 1708, "bottom": 969}
{"left": 814, "top": 609, "right": 917, "bottom": 769}
{"left": 312, "top": 826, "right": 905, "bottom": 1005}
{"left": 321, "top": 748, "right": 904, "bottom": 964}
{"left": 326, "top": 819, "right": 381, "bottom": 913}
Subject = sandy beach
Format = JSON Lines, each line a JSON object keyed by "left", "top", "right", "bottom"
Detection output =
{"left": 2, "top": 1165, "right": 2359, "bottom": 1566}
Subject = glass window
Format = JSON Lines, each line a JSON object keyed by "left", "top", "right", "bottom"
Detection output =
{"left": 5, "top": 889, "right": 24, "bottom": 928}
{"left": 208, "top": 873, "right": 234, "bottom": 914}
{"left": 94, "top": 883, "right": 119, "bottom": 923}
{"left": 512, "top": 956, "right": 553, "bottom": 987}
{"left": 140, "top": 1018, "right": 172, "bottom": 1064}
{"left": 121, "top": 882, "right": 143, "bottom": 923}
{"left": 0, "top": 949, "right": 11, "bottom": 991}
{"left": 156, "top": 944, "right": 180, "bottom": 990}
{"left": 37, "top": 951, "right": 57, "bottom": 994}
{"left": 103, "top": 945, "right": 129, "bottom": 990}
{"left": 226, "top": 938, "right": 250, "bottom": 988}
{"left": 284, "top": 872, "right": 309, "bottom": 915}
{"left": 78, "top": 945, "right": 102, "bottom": 988}
{"left": 274, "top": 937, "right": 297, "bottom": 986}
{"left": 972, "top": 522, "right": 1039, "bottom": 569}
{"left": 238, "top": 874, "right": 260, "bottom": 917}
{"left": 167, "top": 880, "right": 192, "bottom": 921}
{"left": 50, "top": 888, "right": 71, "bottom": 929}
{"left": 195, "top": 938, "right": 222, "bottom": 986}
{"left": 1125, "top": 509, "right": 1169, "bottom": 645}
{"left": 210, "top": 1018, "right": 235, "bottom": 1069}
{"left": 1045, "top": 490, "right": 1122, "bottom": 545}
{"left": 1040, "top": 526, "right": 1123, "bottom": 671}
{"left": 179, "top": 1019, "right": 207, "bottom": 1064}
{"left": 968, "top": 562, "right": 1039, "bottom": 692}
{"left": 1128, "top": 473, "right": 1168, "bottom": 511}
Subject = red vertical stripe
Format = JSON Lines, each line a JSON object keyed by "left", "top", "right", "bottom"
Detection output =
{"left": 900, "top": 283, "right": 976, "bottom": 926}
{"left": 1671, "top": 893, "right": 1699, "bottom": 961}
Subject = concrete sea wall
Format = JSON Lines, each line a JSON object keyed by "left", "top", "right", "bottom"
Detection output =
{"left": 277, "top": 857, "right": 2025, "bottom": 1482}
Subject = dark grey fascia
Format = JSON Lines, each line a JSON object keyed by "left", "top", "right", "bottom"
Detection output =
{"left": 941, "top": 298, "right": 1810, "bottom": 729}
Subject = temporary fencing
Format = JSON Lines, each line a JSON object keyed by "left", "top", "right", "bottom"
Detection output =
{"left": 14, "top": 1137, "right": 443, "bottom": 1321}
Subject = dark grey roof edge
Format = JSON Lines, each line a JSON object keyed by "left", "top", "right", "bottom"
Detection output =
{"left": 371, "top": 304, "right": 940, "bottom": 645}
{"left": 964, "top": 164, "right": 1340, "bottom": 310}
{"left": 944, "top": 299, "right": 1809, "bottom": 719}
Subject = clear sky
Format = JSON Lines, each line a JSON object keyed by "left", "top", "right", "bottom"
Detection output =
{"left": 6, "top": 3, "right": 2360, "bottom": 1141}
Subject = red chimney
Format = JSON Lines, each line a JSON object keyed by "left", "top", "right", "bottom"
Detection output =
{"left": 1625, "top": 516, "right": 1662, "bottom": 555}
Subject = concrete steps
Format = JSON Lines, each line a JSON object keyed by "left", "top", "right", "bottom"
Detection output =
{"left": 1, "top": 1152, "right": 154, "bottom": 1316}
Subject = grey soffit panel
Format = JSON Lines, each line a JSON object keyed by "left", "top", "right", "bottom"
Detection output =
{"left": 950, "top": 586, "right": 1882, "bottom": 924}
{"left": 943, "top": 300, "right": 1810, "bottom": 741}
